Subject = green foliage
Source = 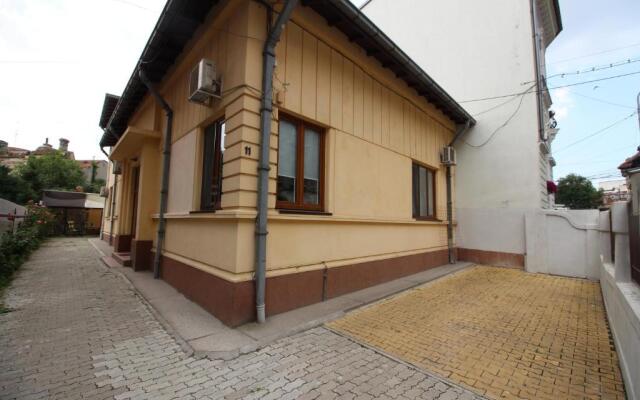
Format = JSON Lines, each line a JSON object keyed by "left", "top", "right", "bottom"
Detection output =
{"left": 11, "top": 152, "right": 85, "bottom": 203}
{"left": 0, "top": 203, "right": 54, "bottom": 308}
{"left": 556, "top": 174, "right": 604, "bottom": 209}
{"left": 0, "top": 165, "right": 35, "bottom": 204}
{"left": 84, "top": 178, "right": 106, "bottom": 194}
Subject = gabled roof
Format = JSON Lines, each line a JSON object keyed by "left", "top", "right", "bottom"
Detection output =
{"left": 99, "top": 0, "right": 474, "bottom": 148}
{"left": 618, "top": 147, "right": 640, "bottom": 172}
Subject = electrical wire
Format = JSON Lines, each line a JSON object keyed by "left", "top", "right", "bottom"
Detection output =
{"left": 521, "top": 57, "right": 640, "bottom": 84}
{"left": 471, "top": 84, "right": 536, "bottom": 117}
{"left": 548, "top": 41, "right": 640, "bottom": 65}
{"left": 567, "top": 90, "right": 636, "bottom": 110}
{"left": 463, "top": 90, "right": 527, "bottom": 148}
{"left": 458, "top": 70, "right": 640, "bottom": 103}
{"left": 553, "top": 112, "right": 638, "bottom": 154}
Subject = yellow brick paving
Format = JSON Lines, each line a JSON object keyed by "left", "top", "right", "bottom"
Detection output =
{"left": 328, "top": 266, "right": 625, "bottom": 400}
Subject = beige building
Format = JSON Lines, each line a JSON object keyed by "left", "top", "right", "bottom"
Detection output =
{"left": 99, "top": 0, "right": 474, "bottom": 326}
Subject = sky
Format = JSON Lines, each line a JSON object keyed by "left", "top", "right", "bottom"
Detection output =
{"left": 1, "top": 0, "right": 639, "bottom": 185}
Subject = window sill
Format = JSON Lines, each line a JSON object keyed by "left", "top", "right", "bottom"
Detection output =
{"left": 414, "top": 217, "right": 442, "bottom": 222}
{"left": 278, "top": 209, "right": 332, "bottom": 216}
{"left": 189, "top": 210, "right": 218, "bottom": 214}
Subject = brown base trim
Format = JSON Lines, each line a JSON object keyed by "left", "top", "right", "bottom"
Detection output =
{"left": 160, "top": 248, "right": 450, "bottom": 327}
{"left": 114, "top": 234, "right": 132, "bottom": 253}
{"left": 101, "top": 233, "right": 113, "bottom": 243}
{"left": 458, "top": 248, "right": 524, "bottom": 269}
{"left": 131, "top": 240, "right": 153, "bottom": 271}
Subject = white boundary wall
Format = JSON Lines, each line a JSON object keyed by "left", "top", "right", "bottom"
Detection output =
{"left": 524, "top": 209, "right": 600, "bottom": 279}
{"left": 598, "top": 203, "right": 640, "bottom": 400}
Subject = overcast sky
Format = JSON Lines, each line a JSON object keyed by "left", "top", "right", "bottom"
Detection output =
{"left": 1, "top": 0, "right": 638, "bottom": 184}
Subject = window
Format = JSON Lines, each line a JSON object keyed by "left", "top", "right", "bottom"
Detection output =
{"left": 200, "top": 119, "right": 225, "bottom": 210}
{"left": 276, "top": 115, "right": 324, "bottom": 211}
{"left": 412, "top": 163, "right": 436, "bottom": 219}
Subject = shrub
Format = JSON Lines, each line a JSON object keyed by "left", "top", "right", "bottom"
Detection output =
{"left": 0, "top": 203, "right": 54, "bottom": 291}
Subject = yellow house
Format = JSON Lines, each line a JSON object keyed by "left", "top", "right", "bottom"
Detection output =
{"left": 99, "top": 0, "right": 474, "bottom": 327}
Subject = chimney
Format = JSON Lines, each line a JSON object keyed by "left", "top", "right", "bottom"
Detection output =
{"left": 59, "top": 138, "right": 69, "bottom": 152}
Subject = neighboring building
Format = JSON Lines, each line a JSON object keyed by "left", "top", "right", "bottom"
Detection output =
{"left": 99, "top": 0, "right": 474, "bottom": 326}
{"left": 599, "top": 178, "right": 630, "bottom": 205}
{"left": 0, "top": 138, "right": 107, "bottom": 186}
{"left": 362, "top": 0, "right": 562, "bottom": 267}
{"left": 42, "top": 190, "right": 104, "bottom": 235}
{"left": 77, "top": 159, "right": 109, "bottom": 184}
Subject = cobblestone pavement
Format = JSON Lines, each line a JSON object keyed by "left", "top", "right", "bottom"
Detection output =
{"left": 0, "top": 238, "right": 481, "bottom": 400}
{"left": 329, "top": 266, "right": 626, "bottom": 400}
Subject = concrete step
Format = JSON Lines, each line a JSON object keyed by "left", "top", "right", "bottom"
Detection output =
{"left": 112, "top": 252, "right": 132, "bottom": 267}
{"left": 100, "top": 256, "right": 120, "bottom": 269}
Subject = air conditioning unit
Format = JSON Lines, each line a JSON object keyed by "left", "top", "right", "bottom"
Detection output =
{"left": 188, "top": 59, "right": 222, "bottom": 105}
{"left": 112, "top": 161, "right": 122, "bottom": 175}
{"left": 440, "top": 146, "right": 456, "bottom": 165}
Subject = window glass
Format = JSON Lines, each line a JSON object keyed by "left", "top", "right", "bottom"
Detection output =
{"left": 303, "top": 127, "right": 320, "bottom": 205}
{"left": 412, "top": 163, "right": 436, "bottom": 219}
{"left": 201, "top": 120, "right": 225, "bottom": 210}
{"left": 277, "top": 120, "right": 297, "bottom": 203}
{"left": 419, "top": 166, "right": 428, "bottom": 216}
{"left": 427, "top": 169, "right": 434, "bottom": 216}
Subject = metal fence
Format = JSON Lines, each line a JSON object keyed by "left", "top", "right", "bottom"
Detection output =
{"left": 0, "top": 198, "right": 27, "bottom": 239}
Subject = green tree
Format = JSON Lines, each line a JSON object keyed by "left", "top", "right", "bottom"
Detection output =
{"left": 0, "top": 165, "right": 36, "bottom": 204}
{"left": 556, "top": 174, "right": 604, "bottom": 209}
{"left": 14, "top": 152, "right": 85, "bottom": 199}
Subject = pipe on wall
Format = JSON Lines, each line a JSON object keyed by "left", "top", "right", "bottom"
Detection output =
{"left": 446, "top": 121, "right": 471, "bottom": 264}
{"left": 255, "top": 0, "right": 299, "bottom": 324}
{"left": 138, "top": 69, "right": 173, "bottom": 279}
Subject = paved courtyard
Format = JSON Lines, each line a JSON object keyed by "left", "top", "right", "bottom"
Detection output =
{"left": 0, "top": 238, "right": 480, "bottom": 400}
{"left": 329, "top": 266, "right": 626, "bottom": 400}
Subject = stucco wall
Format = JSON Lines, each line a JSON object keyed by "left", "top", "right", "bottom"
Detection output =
{"left": 599, "top": 204, "right": 640, "bottom": 400}
{"left": 0, "top": 198, "right": 26, "bottom": 238}
{"left": 525, "top": 209, "right": 600, "bottom": 279}
{"left": 104, "top": 0, "right": 458, "bottom": 282}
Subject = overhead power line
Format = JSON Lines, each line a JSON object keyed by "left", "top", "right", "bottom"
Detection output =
{"left": 464, "top": 91, "right": 528, "bottom": 148}
{"left": 459, "top": 70, "right": 640, "bottom": 103}
{"left": 568, "top": 90, "right": 636, "bottom": 110}
{"left": 553, "top": 111, "right": 638, "bottom": 154}
{"left": 521, "top": 57, "right": 640, "bottom": 84}
{"left": 548, "top": 41, "right": 640, "bottom": 65}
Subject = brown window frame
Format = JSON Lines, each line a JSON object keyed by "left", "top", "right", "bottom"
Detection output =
{"left": 276, "top": 113, "right": 325, "bottom": 212}
{"left": 200, "top": 119, "right": 225, "bottom": 211}
{"left": 412, "top": 162, "right": 437, "bottom": 220}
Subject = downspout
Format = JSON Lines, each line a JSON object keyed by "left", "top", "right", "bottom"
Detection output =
{"left": 446, "top": 121, "right": 471, "bottom": 264}
{"left": 138, "top": 69, "right": 173, "bottom": 279}
{"left": 255, "top": 0, "right": 299, "bottom": 324}
{"left": 529, "top": 0, "right": 546, "bottom": 141}
{"left": 102, "top": 128, "right": 119, "bottom": 245}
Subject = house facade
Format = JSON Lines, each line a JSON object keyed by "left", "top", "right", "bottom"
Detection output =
{"left": 362, "top": 0, "right": 562, "bottom": 268}
{"left": 99, "top": 0, "right": 473, "bottom": 326}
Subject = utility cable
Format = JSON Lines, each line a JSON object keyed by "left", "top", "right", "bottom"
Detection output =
{"left": 553, "top": 112, "right": 638, "bottom": 154}
{"left": 459, "top": 70, "right": 640, "bottom": 103}
{"left": 463, "top": 90, "right": 527, "bottom": 148}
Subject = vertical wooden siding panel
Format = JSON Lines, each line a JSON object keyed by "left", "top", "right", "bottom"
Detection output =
{"left": 372, "top": 81, "right": 382, "bottom": 145}
{"left": 381, "top": 87, "right": 390, "bottom": 148}
{"left": 301, "top": 31, "right": 318, "bottom": 120}
{"left": 330, "top": 50, "right": 343, "bottom": 130}
{"left": 353, "top": 66, "right": 364, "bottom": 138}
{"left": 342, "top": 59, "right": 354, "bottom": 135}
{"left": 362, "top": 74, "right": 373, "bottom": 142}
{"left": 316, "top": 41, "right": 331, "bottom": 125}
{"left": 284, "top": 23, "right": 303, "bottom": 114}
{"left": 390, "top": 93, "right": 403, "bottom": 152}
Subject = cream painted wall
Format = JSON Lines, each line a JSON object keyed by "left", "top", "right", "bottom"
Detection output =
{"left": 167, "top": 130, "right": 198, "bottom": 214}
{"left": 107, "top": 0, "right": 459, "bottom": 281}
